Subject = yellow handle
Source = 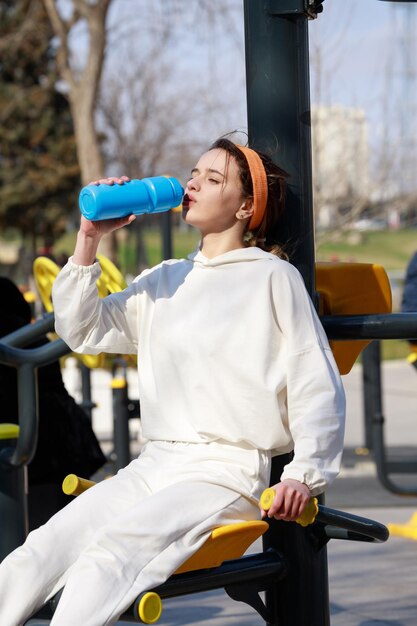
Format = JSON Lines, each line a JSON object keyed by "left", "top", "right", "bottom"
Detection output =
{"left": 62, "top": 474, "right": 96, "bottom": 496}
{"left": 260, "top": 488, "right": 319, "bottom": 527}
{"left": 137, "top": 591, "right": 163, "bottom": 624}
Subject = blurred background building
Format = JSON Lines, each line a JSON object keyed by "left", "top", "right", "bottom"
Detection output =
{"left": 312, "top": 105, "right": 370, "bottom": 229}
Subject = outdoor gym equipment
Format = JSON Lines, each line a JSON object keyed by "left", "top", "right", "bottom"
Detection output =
{"left": 323, "top": 321, "right": 417, "bottom": 497}
{"left": 0, "top": 314, "right": 69, "bottom": 559}
{"left": 315, "top": 262, "right": 392, "bottom": 373}
{"left": 0, "top": 423, "right": 27, "bottom": 561}
{"left": 79, "top": 176, "right": 184, "bottom": 221}
{"left": 32, "top": 475, "right": 388, "bottom": 624}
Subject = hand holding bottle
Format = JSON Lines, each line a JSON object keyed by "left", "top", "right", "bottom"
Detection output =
{"left": 79, "top": 175, "right": 184, "bottom": 221}
{"left": 74, "top": 176, "right": 137, "bottom": 265}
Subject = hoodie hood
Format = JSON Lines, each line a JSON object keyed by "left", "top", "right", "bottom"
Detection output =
{"left": 188, "top": 246, "right": 277, "bottom": 267}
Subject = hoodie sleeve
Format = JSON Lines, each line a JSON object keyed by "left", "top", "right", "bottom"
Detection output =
{"left": 52, "top": 257, "right": 140, "bottom": 354}
{"left": 271, "top": 262, "right": 346, "bottom": 495}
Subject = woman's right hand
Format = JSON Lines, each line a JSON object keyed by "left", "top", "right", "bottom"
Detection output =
{"left": 80, "top": 175, "right": 136, "bottom": 238}
{"left": 74, "top": 176, "right": 136, "bottom": 265}
{"left": 79, "top": 213, "right": 136, "bottom": 239}
{"left": 88, "top": 175, "right": 130, "bottom": 187}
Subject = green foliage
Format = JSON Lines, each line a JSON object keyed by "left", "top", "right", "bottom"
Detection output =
{"left": 316, "top": 229, "right": 417, "bottom": 271}
{"left": 0, "top": 0, "right": 80, "bottom": 245}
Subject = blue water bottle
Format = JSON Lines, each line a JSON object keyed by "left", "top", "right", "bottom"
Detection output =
{"left": 79, "top": 176, "right": 184, "bottom": 221}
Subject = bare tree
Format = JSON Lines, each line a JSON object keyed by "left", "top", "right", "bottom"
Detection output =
{"left": 42, "top": 0, "right": 111, "bottom": 184}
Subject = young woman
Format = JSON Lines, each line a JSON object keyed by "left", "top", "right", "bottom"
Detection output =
{"left": 0, "top": 138, "right": 345, "bottom": 626}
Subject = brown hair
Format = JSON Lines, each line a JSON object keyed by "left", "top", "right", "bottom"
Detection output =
{"left": 209, "top": 137, "right": 289, "bottom": 259}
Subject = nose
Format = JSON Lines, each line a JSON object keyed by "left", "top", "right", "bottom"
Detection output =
{"left": 187, "top": 174, "right": 200, "bottom": 192}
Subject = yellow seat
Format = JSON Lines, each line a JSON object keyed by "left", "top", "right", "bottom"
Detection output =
{"left": 175, "top": 519, "right": 268, "bottom": 574}
{"left": 315, "top": 262, "right": 392, "bottom": 374}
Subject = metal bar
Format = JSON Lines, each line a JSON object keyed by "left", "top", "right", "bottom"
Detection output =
{"left": 0, "top": 339, "right": 72, "bottom": 468}
{"left": 384, "top": 461, "right": 417, "bottom": 473}
{"left": 0, "top": 338, "right": 70, "bottom": 368}
{"left": 10, "top": 364, "right": 39, "bottom": 467}
{"left": 322, "top": 313, "right": 417, "bottom": 339}
{"left": 244, "top": 0, "right": 315, "bottom": 294}
{"left": 317, "top": 506, "right": 389, "bottom": 543}
{"left": 244, "top": 0, "right": 329, "bottom": 622}
{"left": 0, "top": 313, "right": 55, "bottom": 348}
{"left": 373, "top": 415, "right": 417, "bottom": 496}
{"left": 263, "top": 455, "right": 330, "bottom": 626}
{"left": 112, "top": 379, "right": 131, "bottom": 470}
{"left": 149, "top": 551, "right": 286, "bottom": 601}
{"left": 35, "top": 551, "right": 286, "bottom": 622}
{"left": 161, "top": 210, "right": 173, "bottom": 260}
{"left": 343, "top": 324, "right": 417, "bottom": 496}
{"left": 80, "top": 364, "right": 95, "bottom": 421}
{"left": 361, "top": 341, "right": 383, "bottom": 450}
{"left": 0, "top": 460, "right": 28, "bottom": 560}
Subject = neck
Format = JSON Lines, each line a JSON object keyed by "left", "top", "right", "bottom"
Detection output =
{"left": 199, "top": 231, "right": 245, "bottom": 259}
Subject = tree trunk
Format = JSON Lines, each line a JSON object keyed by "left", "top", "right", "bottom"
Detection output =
{"left": 70, "top": 96, "right": 104, "bottom": 186}
{"left": 42, "top": 0, "right": 115, "bottom": 259}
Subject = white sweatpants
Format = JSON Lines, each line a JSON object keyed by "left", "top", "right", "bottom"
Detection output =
{"left": 0, "top": 440, "right": 270, "bottom": 626}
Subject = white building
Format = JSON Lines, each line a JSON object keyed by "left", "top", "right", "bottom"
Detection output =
{"left": 311, "top": 105, "right": 370, "bottom": 228}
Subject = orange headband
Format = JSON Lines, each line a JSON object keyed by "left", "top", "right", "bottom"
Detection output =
{"left": 236, "top": 144, "right": 268, "bottom": 230}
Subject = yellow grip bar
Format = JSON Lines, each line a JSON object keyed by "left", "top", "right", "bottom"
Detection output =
{"left": 62, "top": 474, "right": 96, "bottom": 496}
{"left": 260, "top": 488, "right": 319, "bottom": 527}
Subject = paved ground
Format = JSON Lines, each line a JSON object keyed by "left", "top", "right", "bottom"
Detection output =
{"left": 28, "top": 358, "right": 417, "bottom": 625}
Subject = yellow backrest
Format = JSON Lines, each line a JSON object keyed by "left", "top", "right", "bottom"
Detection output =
{"left": 315, "top": 262, "right": 392, "bottom": 375}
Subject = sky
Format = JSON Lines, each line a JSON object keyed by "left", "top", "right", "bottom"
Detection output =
{"left": 308, "top": 0, "right": 417, "bottom": 188}
{"left": 308, "top": 1, "right": 417, "bottom": 142}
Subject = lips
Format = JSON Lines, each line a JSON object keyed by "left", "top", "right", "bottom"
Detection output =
{"left": 182, "top": 193, "right": 196, "bottom": 208}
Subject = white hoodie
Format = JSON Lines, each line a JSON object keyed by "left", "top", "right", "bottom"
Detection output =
{"left": 52, "top": 247, "right": 345, "bottom": 495}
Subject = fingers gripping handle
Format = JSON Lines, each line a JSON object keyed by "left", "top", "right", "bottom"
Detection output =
{"left": 260, "top": 488, "right": 319, "bottom": 527}
{"left": 260, "top": 488, "right": 389, "bottom": 543}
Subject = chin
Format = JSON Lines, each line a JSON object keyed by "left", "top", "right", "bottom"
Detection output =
{"left": 183, "top": 209, "right": 200, "bottom": 227}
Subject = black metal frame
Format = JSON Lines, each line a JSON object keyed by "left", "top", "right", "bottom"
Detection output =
{"left": 322, "top": 315, "right": 417, "bottom": 496}
{"left": 34, "top": 505, "right": 388, "bottom": 624}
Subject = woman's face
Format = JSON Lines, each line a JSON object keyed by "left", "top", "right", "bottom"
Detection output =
{"left": 182, "top": 148, "right": 248, "bottom": 235}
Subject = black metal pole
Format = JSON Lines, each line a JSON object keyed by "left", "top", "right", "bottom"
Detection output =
{"left": 0, "top": 431, "right": 28, "bottom": 561}
{"left": 244, "top": 2, "right": 329, "bottom": 624}
{"left": 244, "top": 0, "right": 316, "bottom": 293}
{"left": 161, "top": 210, "right": 173, "bottom": 260}
{"left": 262, "top": 455, "right": 330, "bottom": 626}
{"left": 112, "top": 376, "right": 131, "bottom": 471}
{"left": 80, "top": 363, "right": 95, "bottom": 422}
{"left": 361, "top": 341, "right": 383, "bottom": 450}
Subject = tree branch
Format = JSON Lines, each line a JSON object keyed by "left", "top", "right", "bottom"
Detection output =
{"left": 42, "top": 0, "right": 75, "bottom": 89}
